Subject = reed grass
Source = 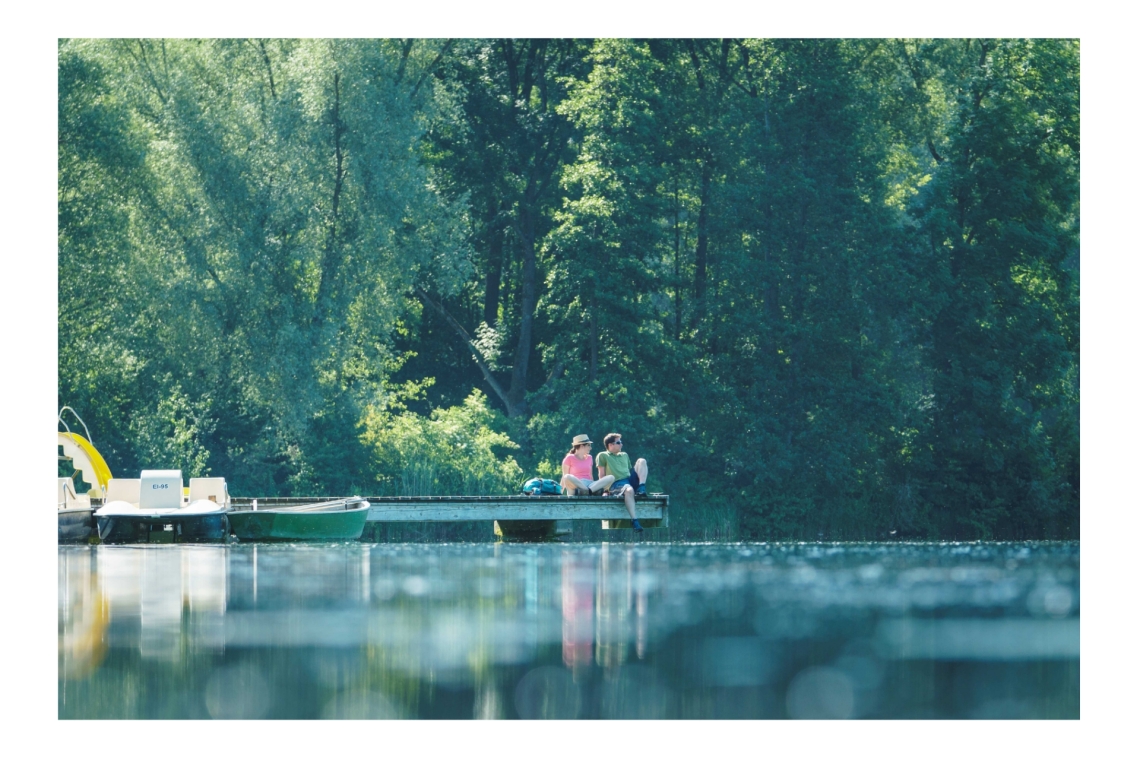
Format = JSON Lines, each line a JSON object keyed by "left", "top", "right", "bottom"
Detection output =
{"left": 359, "top": 464, "right": 505, "bottom": 542}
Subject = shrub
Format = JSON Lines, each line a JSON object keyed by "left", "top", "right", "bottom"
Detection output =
{"left": 360, "top": 390, "right": 523, "bottom": 496}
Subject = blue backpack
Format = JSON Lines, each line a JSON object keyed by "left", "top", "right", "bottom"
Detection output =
{"left": 521, "top": 477, "right": 562, "bottom": 496}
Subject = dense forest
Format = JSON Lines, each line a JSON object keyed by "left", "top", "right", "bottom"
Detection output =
{"left": 58, "top": 39, "right": 1079, "bottom": 539}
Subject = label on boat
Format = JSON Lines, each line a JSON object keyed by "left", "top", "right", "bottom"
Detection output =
{"left": 140, "top": 470, "right": 183, "bottom": 510}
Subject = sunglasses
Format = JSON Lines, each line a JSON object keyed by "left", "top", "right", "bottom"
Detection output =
{"left": 611, "top": 440, "right": 623, "bottom": 445}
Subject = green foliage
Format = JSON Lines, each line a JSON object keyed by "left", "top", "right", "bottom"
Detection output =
{"left": 914, "top": 40, "right": 1078, "bottom": 538}
{"left": 128, "top": 381, "right": 214, "bottom": 477}
{"left": 360, "top": 390, "right": 523, "bottom": 496}
{"left": 59, "top": 38, "right": 1078, "bottom": 539}
{"left": 59, "top": 39, "right": 470, "bottom": 495}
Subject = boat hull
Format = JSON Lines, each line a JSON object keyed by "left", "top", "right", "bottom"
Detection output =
{"left": 228, "top": 504, "right": 369, "bottom": 542}
{"left": 96, "top": 511, "right": 230, "bottom": 544}
{"left": 58, "top": 508, "right": 95, "bottom": 543}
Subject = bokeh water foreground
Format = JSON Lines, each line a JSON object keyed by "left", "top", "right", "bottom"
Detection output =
{"left": 59, "top": 541, "right": 1078, "bottom": 719}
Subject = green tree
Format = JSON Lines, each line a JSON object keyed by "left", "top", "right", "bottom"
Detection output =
{"left": 415, "top": 39, "right": 593, "bottom": 420}
{"left": 536, "top": 40, "right": 926, "bottom": 538}
{"left": 360, "top": 389, "right": 523, "bottom": 496}
{"left": 59, "top": 39, "right": 470, "bottom": 495}
{"left": 59, "top": 39, "right": 1080, "bottom": 537}
{"left": 58, "top": 41, "right": 150, "bottom": 473}
{"left": 904, "top": 39, "right": 1080, "bottom": 537}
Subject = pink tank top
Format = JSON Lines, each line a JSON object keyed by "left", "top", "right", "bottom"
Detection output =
{"left": 562, "top": 453, "right": 593, "bottom": 480}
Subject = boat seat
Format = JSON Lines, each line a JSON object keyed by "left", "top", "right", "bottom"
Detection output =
{"left": 105, "top": 478, "right": 142, "bottom": 506}
{"left": 189, "top": 477, "right": 229, "bottom": 507}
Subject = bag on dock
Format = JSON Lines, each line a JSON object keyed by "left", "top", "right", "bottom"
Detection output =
{"left": 521, "top": 478, "right": 562, "bottom": 496}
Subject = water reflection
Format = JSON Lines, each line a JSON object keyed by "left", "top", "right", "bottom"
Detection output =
{"left": 59, "top": 542, "right": 1079, "bottom": 719}
{"left": 561, "top": 550, "right": 593, "bottom": 670}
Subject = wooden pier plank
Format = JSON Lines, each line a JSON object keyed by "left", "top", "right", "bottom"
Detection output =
{"left": 362, "top": 501, "right": 664, "bottom": 522}
{"left": 230, "top": 494, "right": 669, "bottom": 527}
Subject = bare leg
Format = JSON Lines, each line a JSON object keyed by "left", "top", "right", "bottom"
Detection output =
{"left": 591, "top": 475, "right": 615, "bottom": 494}
{"left": 623, "top": 488, "right": 637, "bottom": 519}
{"left": 561, "top": 475, "right": 589, "bottom": 495}
{"left": 635, "top": 458, "right": 648, "bottom": 486}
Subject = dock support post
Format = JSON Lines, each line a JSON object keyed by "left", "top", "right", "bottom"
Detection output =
{"left": 494, "top": 519, "right": 568, "bottom": 542}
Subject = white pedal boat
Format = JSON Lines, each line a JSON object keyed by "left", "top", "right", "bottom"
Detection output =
{"left": 95, "top": 470, "right": 232, "bottom": 544}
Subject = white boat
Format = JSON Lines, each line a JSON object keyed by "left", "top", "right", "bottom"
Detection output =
{"left": 95, "top": 470, "right": 232, "bottom": 544}
{"left": 58, "top": 476, "right": 95, "bottom": 543}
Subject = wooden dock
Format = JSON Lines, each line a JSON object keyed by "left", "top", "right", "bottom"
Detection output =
{"left": 229, "top": 494, "right": 669, "bottom": 534}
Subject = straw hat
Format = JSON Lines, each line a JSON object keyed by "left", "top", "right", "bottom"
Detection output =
{"left": 571, "top": 434, "right": 593, "bottom": 447}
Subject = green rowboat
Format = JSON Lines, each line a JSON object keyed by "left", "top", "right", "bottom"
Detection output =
{"left": 228, "top": 498, "right": 370, "bottom": 542}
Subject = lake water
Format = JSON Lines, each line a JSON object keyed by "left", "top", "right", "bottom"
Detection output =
{"left": 58, "top": 541, "right": 1079, "bottom": 719}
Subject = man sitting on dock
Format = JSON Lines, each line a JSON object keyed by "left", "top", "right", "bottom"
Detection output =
{"left": 595, "top": 433, "right": 649, "bottom": 532}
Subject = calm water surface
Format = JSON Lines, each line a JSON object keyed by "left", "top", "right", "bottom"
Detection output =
{"left": 58, "top": 541, "right": 1078, "bottom": 719}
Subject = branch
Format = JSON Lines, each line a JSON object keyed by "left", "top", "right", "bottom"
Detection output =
{"left": 927, "top": 138, "right": 944, "bottom": 164}
{"left": 416, "top": 287, "right": 511, "bottom": 408}
{"left": 331, "top": 72, "right": 345, "bottom": 225}
{"left": 543, "top": 359, "right": 565, "bottom": 386}
{"left": 899, "top": 41, "right": 945, "bottom": 166}
{"left": 258, "top": 39, "right": 277, "bottom": 99}
{"left": 730, "top": 77, "right": 756, "bottom": 98}
{"left": 737, "top": 40, "right": 757, "bottom": 95}
{"left": 686, "top": 39, "right": 707, "bottom": 91}
{"left": 123, "top": 40, "right": 167, "bottom": 103}
{"left": 410, "top": 39, "right": 454, "bottom": 100}
{"left": 315, "top": 72, "right": 347, "bottom": 319}
{"left": 521, "top": 39, "right": 542, "bottom": 105}
{"left": 855, "top": 40, "right": 884, "bottom": 70}
{"left": 395, "top": 38, "right": 415, "bottom": 86}
{"left": 138, "top": 185, "right": 226, "bottom": 291}
{"left": 715, "top": 38, "right": 732, "bottom": 98}
{"left": 500, "top": 39, "right": 520, "bottom": 101}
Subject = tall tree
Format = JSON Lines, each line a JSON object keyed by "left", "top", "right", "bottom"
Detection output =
{"left": 59, "top": 38, "right": 469, "bottom": 495}
{"left": 418, "top": 39, "right": 592, "bottom": 419}
{"left": 904, "top": 39, "right": 1080, "bottom": 538}
{"left": 59, "top": 38, "right": 1080, "bottom": 538}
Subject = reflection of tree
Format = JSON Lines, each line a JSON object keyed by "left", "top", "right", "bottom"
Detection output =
{"left": 594, "top": 544, "right": 647, "bottom": 674}
{"left": 60, "top": 544, "right": 666, "bottom": 717}
{"left": 636, "top": 561, "right": 649, "bottom": 660}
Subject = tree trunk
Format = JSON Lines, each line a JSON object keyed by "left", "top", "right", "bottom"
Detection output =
{"left": 484, "top": 217, "right": 505, "bottom": 327}
{"left": 589, "top": 285, "right": 598, "bottom": 383}
{"left": 673, "top": 181, "right": 683, "bottom": 341}
{"left": 314, "top": 71, "right": 345, "bottom": 327}
{"left": 693, "top": 163, "right": 711, "bottom": 329}
{"left": 506, "top": 198, "right": 539, "bottom": 418}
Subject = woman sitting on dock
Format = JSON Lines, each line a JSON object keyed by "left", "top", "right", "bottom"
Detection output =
{"left": 561, "top": 434, "right": 614, "bottom": 496}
